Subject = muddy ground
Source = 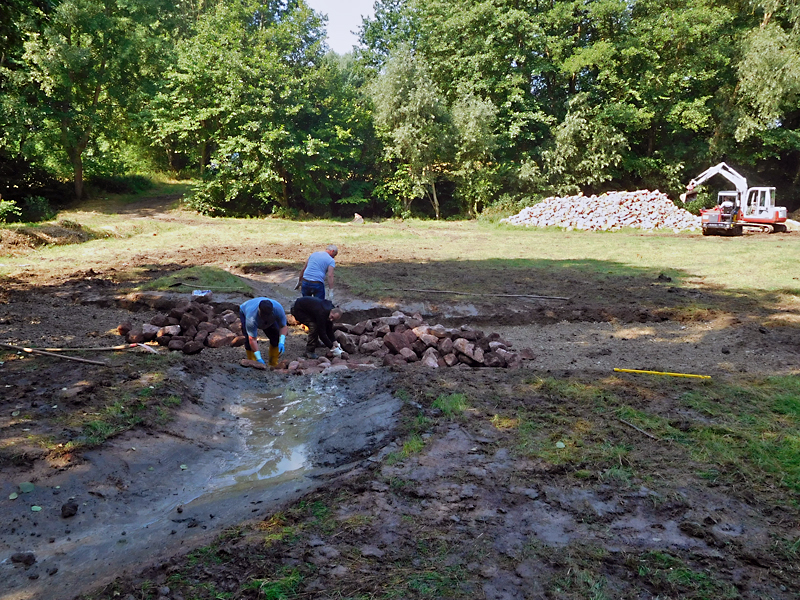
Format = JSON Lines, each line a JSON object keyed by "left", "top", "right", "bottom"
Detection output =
{"left": 1, "top": 201, "right": 799, "bottom": 600}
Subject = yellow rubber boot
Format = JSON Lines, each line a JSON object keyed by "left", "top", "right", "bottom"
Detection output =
{"left": 246, "top": 350, "right": 256, "bottom": 361}
{"left": 268, "top": 345, "right": 280, "bottom": 367}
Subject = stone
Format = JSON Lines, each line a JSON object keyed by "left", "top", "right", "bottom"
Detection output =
{"left": 126, "top": 328, "right": 145, "bottom": 344}
{"left": 412, "top": 325, "right": 430, "bottom": 338}
{"left": 182, "top": 341, "right": 204, "bottom": 355}
{"left": 194, "top": 330, "right": 209, "bottom": 344}
{"left": 168, "top": 339, "right": 185, "bottom": 352}
{"left": 11, "top": 553, "right": 36, "bottom": 566}
{"left": 444, "top": 353, "right": 459, "bottom": 367}
{"left": 198, "top": 321, "right": 217, "bottom": 333}
{"left": 117, "top": 321, "right": 133, "bottom": 336}
{"left": 429, "top": 324, "right": 448, "bottom": 338}
{"left": 221, "top": 312, "right": 238, "bottom": 326}
{"left": 518, "top": 348, "right": 535, "bottom": 360}
{"left": 240, "top": 359, "right": 267, "bottom": 370}
{"left": 180, "top": 313, "right": 199, "bottom": 331}
{"left": 405, "top": 318, "right": 424, "bottom": 329}
{"left": 383, "top": 332, "right": 411, "bottom": 354}
{"left": 61, "top": 500, "right": 78, "bottom": 518}
{"left": 421, "top": 347, "right": 440, "bottom": 368}
{"left": 402, "top": 329, "right": 418, "bottom": 345}
{"left": 453, "top": 338, "right": 474, "bottom": 356}
{"left": 150, "top": 314, "right": 170, "bottom": 327}
{"left": 351, "top": 322, "right": 367, "bottom": 336}
{"left": 158, "top": 325, "right": 181, "bottom": 337}
{"left": 360, "top": 339, "right": 384, "bottom": 353}
{"left": 420, "top": 333, "right": 439, "bottom": 347}
{"left": 381, "top": 316, "right": 401, "bottom": 327}
{"left": 438, "top": 337, "right": 454, "bottom": 355}
{"left": 207, "top": 328, "right": 236, "bottom": 348}
{"left": 489, "top": 341, "right": 508, "bottom": 351}
{"left": 483, "top": 351, "right": 503, "bottom": 368}
{"left": 374, "top": 323, "right": 391, "bottom": 336}
{"left": 323, "top": 364, "right": 349, "bottom": 374}
{"left": 399, "top": 347, "right": 419, "bottom": 362}
{"left": 183, "top": 325, "right": 197, "bottom": 340}
{"left": 411, "top": 340, "right": 427, "bottom": 355}
{"left": 459, "top": 329, "right": 478, "bottom": 341}
{"left": 155, "top": 335, "right": 172, "bottom": 346}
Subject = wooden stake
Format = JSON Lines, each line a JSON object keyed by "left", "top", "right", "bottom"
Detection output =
{"left": 0, "top": 343, "right": 108, "bottom": 366}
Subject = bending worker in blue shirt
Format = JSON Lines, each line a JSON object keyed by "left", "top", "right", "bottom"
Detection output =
{"left": 239, "top": 297, "right": 288, "bottom": 367}
{"left": 297, "top": 244, "right": 337, "bottom": 302}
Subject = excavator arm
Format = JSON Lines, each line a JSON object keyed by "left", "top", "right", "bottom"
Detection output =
{"left": 686, "top": 162, "right": 748, "bottom": 195}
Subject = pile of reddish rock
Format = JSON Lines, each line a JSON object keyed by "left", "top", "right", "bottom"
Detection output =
{"left": 332, "top": 311, "right": 533, "bottom": 369}
{"left": 118, "top": 301, "right": 244, "bottom": 355}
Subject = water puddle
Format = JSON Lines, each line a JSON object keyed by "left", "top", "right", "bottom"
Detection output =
{"left": 1, "top": 372, "right": 397, "bottom": 600}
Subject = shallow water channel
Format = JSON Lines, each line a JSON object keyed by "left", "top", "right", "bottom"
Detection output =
{"left": 2, "top": 370, "right": 399, "bottom": 600}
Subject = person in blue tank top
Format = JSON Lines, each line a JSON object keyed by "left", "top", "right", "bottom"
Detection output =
{"left": 296, "top": 245, "right": 337, "bottom": 302}
{"left": 238, "top": 297, "right": 288, "bottom": 367}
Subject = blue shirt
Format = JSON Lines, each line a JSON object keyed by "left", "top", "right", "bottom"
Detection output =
{"left": 239, "top": 297, "right": 287, "bottom": 338}
{"left": 303, "top": 251, "right": 335, "bottom": 283}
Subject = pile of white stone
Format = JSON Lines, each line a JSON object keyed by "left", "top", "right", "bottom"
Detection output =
{"left": 501, "top": 190, "right": 701, "bottom": 232}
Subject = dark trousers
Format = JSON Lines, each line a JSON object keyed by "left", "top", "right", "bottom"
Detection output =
{"left": 306, "top": 320, "right": 321, "bottom": 353}
{"left": 301, "top": 280, "right": 325, "bottom": 299}
{"left": 239, "top": 311, "right": 280, "bottom": 351}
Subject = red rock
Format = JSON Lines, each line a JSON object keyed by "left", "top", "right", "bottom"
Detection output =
{"left": 444, "top": 353, "right": 459, "bottom": 367}
{"left": 183, "top": 325, "right": 197, "bottom": 340}
{"left": 412, "top": 325, "right": 430, "bottom": 338}
{"left": 150, "top": 314, "right": 170, "bottom": 327}
{"left": 519, "top": 348, "right": 536, "bottom": 360}
{"left": 221, "top": 312, "right": 238, "bottom": 326}
{"left": 372, "top": 347, "right": 390, "bottom": 358}
{"left": 194, "top": 330, "right": 209, "bottom": 344}
{"left": 483, "top": 351, "right": 503, "bottom": 367}
{"left": 207, "top": 328, "right": 236, "bottom": 348}
{"left": 117, "top": 321, "right": 133, "bottom": 336}
{"left": 156, "top": 335, "right": 171, "bottom": 346}
{"left": 394, "top": 323, "right": 408, "bottom": 334}
{"left": 421, "top": 353, "right": 439, "bottom": 368}
{"left": 351, "top": 322, "right": 367, "bottom": 336}
{"left": 168, "top": 339, "right": 185, "bottom": 351}
{"left": 126, "top": 328, "right": 145, "bottom": 344}
{"left": 158, "top": 325, "right": 181, "bottom": 337}
{"left": 399, "top": 347, "right": 418, "bottom": 362}
{"left": 420, "top": 333, "right": 438, "bottom": 347}
{"left": 142, "top": 323, "right": 160, "bottom": 342}
{"left": 383, "top": 332, "right": 411, "bottom": 354}
{"left": 405, "top": 318, "right": 424, "bottom": 329}
{"left": 374, "top": 324, "right": 391, "bottom": 336}
{"left": 428, "top": 324, "right": 448, "bottom": 338}
{"left": 438, "top": 337, "right": 454, "bottom": 355}
{"left": 231, "top": 335, "right": 246, "bottom": 347}
{"left": 240, "top": 358, "right": 267, "bottom": 370}
{"left": 402, "top": 329, "right": 418, "bottom": 345}
{"left": 361, "top": 339, "right": 384, "bottom": 353}
{"left": 453, "top": 338, "right": 473, "bottom": 356}
{"left": 198, "top": 321, "right": 217, "bottom": 333}
{"left": 411, "top": 340, "right": 427, "bottom": 355}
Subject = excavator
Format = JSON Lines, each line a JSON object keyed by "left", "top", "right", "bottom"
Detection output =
{"left": 681, "top": 162, "right": 788, "bottom": 235}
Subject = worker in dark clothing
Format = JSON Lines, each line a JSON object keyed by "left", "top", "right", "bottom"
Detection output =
{"left": 290, "top": 296, "right": 343, "bottom": 359}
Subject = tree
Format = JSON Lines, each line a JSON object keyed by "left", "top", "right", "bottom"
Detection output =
{"left": 16, "top": 0, "right": 175, "bottom": 198}
{"left": 370, "top": 47, "right": 452, "bottom": 218}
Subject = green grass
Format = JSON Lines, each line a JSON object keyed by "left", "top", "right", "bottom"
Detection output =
{"left": 243, "top": 568, "right": 302, "bottom": 599}
{"left": 139, "top": 265, "right": 253, "bottom": 294}
{"left": 2, "top": 183, "right": 798, "bottom": 311}
{"left": 432, "top": 393, "right": 469, "bottom": 417}
{"left": 632, "top": 551, "right": 738, "bottom": 599}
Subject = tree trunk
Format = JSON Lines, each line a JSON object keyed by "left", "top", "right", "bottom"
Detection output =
{"left": 72, "top": 153, "right": 84, "bottom": 200}
{"left": 430, "top": 180, "right": 440, "bottom": 219}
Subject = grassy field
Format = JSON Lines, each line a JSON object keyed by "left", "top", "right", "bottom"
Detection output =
{"left": 0, "top": 183, "right": 798, "bottom": 298}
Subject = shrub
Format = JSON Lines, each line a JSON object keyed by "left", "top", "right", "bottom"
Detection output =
{"left": 22, "top": 196, "right": 56, "bottom": 222}
{"left": 0, "top": 198, "right": 22, "bottom": 223}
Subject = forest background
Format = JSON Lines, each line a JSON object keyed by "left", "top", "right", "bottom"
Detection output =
{"left": 2, "top": 0, "right": 800, "bottom": 221}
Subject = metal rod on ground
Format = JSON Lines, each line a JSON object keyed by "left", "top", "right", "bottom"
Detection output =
{"left": 381, "top": 287, "right": 569, "bottom": 300}
{"left": 614, "top": 368, "right": 711, "bottom": 379}
{"left": 0, "top": 343, "right": 108, "bottom": 366}
{"left": 618, "top": 418, "right": 660, "bottom": 441}
{"left": 24, "top": 344, "right": 139, "bottom": 352}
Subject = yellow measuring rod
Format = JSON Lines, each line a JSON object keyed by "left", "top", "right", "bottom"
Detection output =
{"left": 614, "top": 368, "right": 711, "bottom": 379}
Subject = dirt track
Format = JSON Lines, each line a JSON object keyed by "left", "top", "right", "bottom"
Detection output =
{"left": 1, "top": 200, "right": 799, "bottom": 600}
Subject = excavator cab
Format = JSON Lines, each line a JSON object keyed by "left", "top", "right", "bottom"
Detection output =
{"left": 744, "top": 187, "right": 777, "bottom": 217}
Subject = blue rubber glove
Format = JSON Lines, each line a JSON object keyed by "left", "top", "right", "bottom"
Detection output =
{"left": 278, "top": 335, "right": 286, "bottom": 354}
{"left": 253, "top": 350, "right": 265, "bottom": 365}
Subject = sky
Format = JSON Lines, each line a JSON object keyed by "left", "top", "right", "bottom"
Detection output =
{"left": 305, "top": 0, "right": 375, "bottom": 55}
